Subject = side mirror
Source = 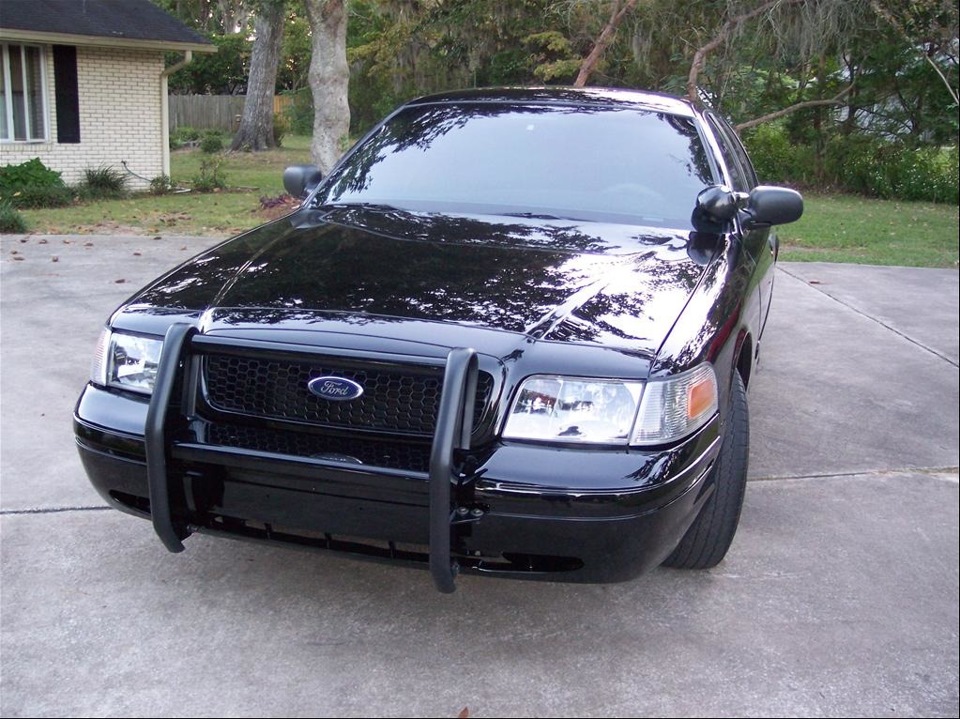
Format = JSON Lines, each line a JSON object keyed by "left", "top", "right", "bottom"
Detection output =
{"left": 696, "top": 185, "right": 749, "bottom": 223}
{"left": 692, "top": 185, "right": 749, "bottom": 232}
{"left": 282, "top": 164, "right": 323, "bottom": 200}
{"left": 744, "top": 185, "right": 804, "bottom": 227}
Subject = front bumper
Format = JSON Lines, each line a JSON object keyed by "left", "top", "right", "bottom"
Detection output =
{"left": 78, "top": 321, "right": 721, "bottom": 591}
{"left": 75, "top": 380, "right": 721, "bottom": 585}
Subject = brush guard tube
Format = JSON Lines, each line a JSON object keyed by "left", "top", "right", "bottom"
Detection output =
{"left": 145, "top": 323, "right": 194, "bottom": 553}
{"left": 145, "top": 329, "right": 479, "bottom": 592}
{"left": 428, "top": 347, "right": 479, "bottom": 593}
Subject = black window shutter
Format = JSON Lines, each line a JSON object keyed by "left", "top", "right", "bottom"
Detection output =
{"left": 53, "top": 45, "right": 80, "bottom": 144}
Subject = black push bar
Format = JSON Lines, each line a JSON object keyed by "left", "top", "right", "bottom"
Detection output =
{"left": 144, "top": 322, "right": 194, "bottom": 553}
{"left": 428, "top": 347, "right": 479, "bottom": 593}
{"left": 146, "top": 328, "right": 479, "bottom": 593}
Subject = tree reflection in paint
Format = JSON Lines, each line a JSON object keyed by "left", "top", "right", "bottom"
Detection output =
{"left": 317, "top": 102, "right": 713, "bottom": 230}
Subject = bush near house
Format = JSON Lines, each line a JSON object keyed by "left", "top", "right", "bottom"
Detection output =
{"left": 149, "top": 174, "right": 176, "bottom": 195}
{"left": 191, "top": 155, "right": 228, "bottom": 191}
{"left": 76, "top": 166, "right": 128, "bottom": 201}
{"left": 0, "top": 158, "right": 73, "bottom": 209}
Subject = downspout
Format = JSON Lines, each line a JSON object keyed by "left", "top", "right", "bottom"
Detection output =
{"left": 160, "top": 51, "right": 193, "bottom": 178}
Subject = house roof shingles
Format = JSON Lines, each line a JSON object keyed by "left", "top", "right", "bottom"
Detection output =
{"left": 0, "top": 0, "right": 213, "bottom": 51}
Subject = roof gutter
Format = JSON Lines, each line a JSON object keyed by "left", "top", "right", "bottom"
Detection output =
{"left": 161, "top": 51, "right": 194, "bottom": 178}
{"left": 162, "top": 50, "right": 194, "bottom": 79}
{"left": 0, "top": 29, "right": 214, "bottom": 54}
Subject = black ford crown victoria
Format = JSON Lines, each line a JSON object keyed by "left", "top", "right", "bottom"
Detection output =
{"left": 74, "top": 88, "right": 802, "bottom": 592}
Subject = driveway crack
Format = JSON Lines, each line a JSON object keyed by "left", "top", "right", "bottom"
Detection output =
{"left": 779, "top": 266, "right": 959, "bottom": 368}
{"left": 1, "top": 505, "right": 112, "bottom": 516}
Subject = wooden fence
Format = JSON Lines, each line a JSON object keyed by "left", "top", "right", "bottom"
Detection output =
{"left": 169, "top": 95, "right": 294, "bottom": 132}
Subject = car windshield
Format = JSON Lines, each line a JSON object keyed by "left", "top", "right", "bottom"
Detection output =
{"left": 317, "top": 102, "right": 715, "bottom": 230}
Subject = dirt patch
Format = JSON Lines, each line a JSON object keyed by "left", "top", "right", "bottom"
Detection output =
{"left": 256, "top": 194, "right": 300, "bottom": 221}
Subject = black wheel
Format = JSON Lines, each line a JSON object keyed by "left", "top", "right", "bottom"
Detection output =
{"left": 662, "top": 371, "right": 749, "bottom": 569}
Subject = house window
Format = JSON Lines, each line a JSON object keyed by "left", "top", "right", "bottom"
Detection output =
{"left": 1, "top": 43, "right": 48, "bottom": 142}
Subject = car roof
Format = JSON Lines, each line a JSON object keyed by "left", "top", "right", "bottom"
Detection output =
{"left": 404, "top": 87, "right": 699, "bottom": 117}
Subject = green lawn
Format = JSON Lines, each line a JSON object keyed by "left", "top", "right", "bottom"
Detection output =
{"left": 780, "top": 194, "right": 959, "bottom": 268}
{"left": 17, "top": 141, "right": 960, "bottom": 269}
{"left": 20, "top": 135, "right": 313, "bottom": 237}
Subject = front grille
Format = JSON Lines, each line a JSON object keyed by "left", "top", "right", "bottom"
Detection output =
{"left": 207, "top": 423, "right": 432, "bottom": 472}
{"left": 202, "top": 353, "right": 493, "bottom": 437}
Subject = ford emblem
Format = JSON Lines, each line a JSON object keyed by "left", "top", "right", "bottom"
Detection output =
{"left": 307, "top": 376, "right": 364, "bottom": 401}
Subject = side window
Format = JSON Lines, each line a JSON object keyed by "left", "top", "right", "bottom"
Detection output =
{"left": 721, "top": 119, "right": 758, "bottom": 188}
{"left": 706, "top": 115, "right": 751, "bottom": 192}
{"left": 709, "top": 115, "right": 758, "bottom": 189}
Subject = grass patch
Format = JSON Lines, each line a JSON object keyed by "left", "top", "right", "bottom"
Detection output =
{"left": 780, "top": 194, "right": 959, "bottom": 268}
{"left": 0, "top": 200, "right": 28, "bottom": 233}
{"left": 20, "top": 135, "right": 313, "bottom": 236}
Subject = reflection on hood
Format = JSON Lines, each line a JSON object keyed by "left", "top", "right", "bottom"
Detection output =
{"left": 129, "top": 209, "right": 712, "bottom": 351}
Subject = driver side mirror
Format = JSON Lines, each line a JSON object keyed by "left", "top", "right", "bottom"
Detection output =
{"left": 694, "top": 184, "right": 804, "bottom": 233}
{"left": 692, "top": 184, "right": 748, "bottom": 233}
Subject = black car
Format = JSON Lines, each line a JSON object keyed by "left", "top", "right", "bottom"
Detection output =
{"left": 74, "top": 88, "right": 802, "bottom": 592}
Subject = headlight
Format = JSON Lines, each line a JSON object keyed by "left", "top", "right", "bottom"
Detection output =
{"left": 503, "top": 364, "right": 718, "bottom": 446}
{"left": 91, "top": 329, "right": 163, "bottom": 395}
{"left": 503, "top": 376, "right": 644, "bottom": 444}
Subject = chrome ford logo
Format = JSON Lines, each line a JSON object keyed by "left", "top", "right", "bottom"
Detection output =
{"left": 307, "top": 376, "right": 364, "bottom": 401}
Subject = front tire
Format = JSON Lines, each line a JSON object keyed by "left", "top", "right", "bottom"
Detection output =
{"left": 662, "top": 371, "right": 749, "bottom": 569}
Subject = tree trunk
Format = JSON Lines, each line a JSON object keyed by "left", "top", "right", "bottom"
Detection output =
{"left": 305, "top": 0, "right": 350, "bottom": 175}
{"left": 230, "top": 1, "right": 285, "bottom": 152}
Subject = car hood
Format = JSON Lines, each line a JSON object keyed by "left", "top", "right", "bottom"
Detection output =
{"left": 123, "top": 207, "right": 712, "bottom": 354}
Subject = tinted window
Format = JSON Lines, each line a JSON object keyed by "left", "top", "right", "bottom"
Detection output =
{"left": 722, "top": 120, "right": 759, "bottom": 187}
{"left": 320, "top": 103, "right": 714, "bottom": 229}
{"left": 707, "top": 115, "right": 755, "bottom": 191}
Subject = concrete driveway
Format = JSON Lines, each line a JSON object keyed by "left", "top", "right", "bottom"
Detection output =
{"left": 2, "top": 233, "right": 958, "bottom": 718}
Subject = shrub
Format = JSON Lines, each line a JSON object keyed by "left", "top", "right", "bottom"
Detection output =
{"left": 741, "top": 123, "right": 816, "bottom": 185}
{"left": 149, "top": 174, "right": 176, "bottom": 195}
{"left": 0, "top": 158, "right": 70, "bottom": 208}
{"left": 77, "top": 165, "right": 128, "bottom": 201}
{"left": 199, "top": 131, "right": 225, "bottom": 154}
{"left": 192, "top": 156, "right": 227, "bottom": 192}
{"left": 825, "top": 136, "right": 959, "bottom": 204}
{"left": 744, "top": 124, "right": 958, "bottom": 204}
{"left": 0, "top": 201, "right": 27, "bottom": 233}
{"left": 2, "top": 185, "right": 74, "bottom": 209}
{"left": 170, "top": 126, "right": 201, "bottom": 150}
{"left": 891, "top": 145, "right": 958, "bottom": 204}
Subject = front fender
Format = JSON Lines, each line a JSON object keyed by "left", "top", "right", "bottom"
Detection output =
{"left": 651, "top": 233, "right": 757, "bottom": 407}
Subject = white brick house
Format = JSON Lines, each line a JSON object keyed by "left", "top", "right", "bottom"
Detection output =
{"left": 0, "top": 0, "right": 212, "bottom": 190}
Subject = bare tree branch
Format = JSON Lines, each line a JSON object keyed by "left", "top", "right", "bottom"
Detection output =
{"left": 920, "top": 52, "right": 960, "bottom": 105}
{"left": 574, "top": 0, "right": 640, "bottom": 87}
{"left": 734, "top": 85, "right": 855, "bottom": 131}
{"left": 687, "top": 0, "right": 805, "bottom": 102}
